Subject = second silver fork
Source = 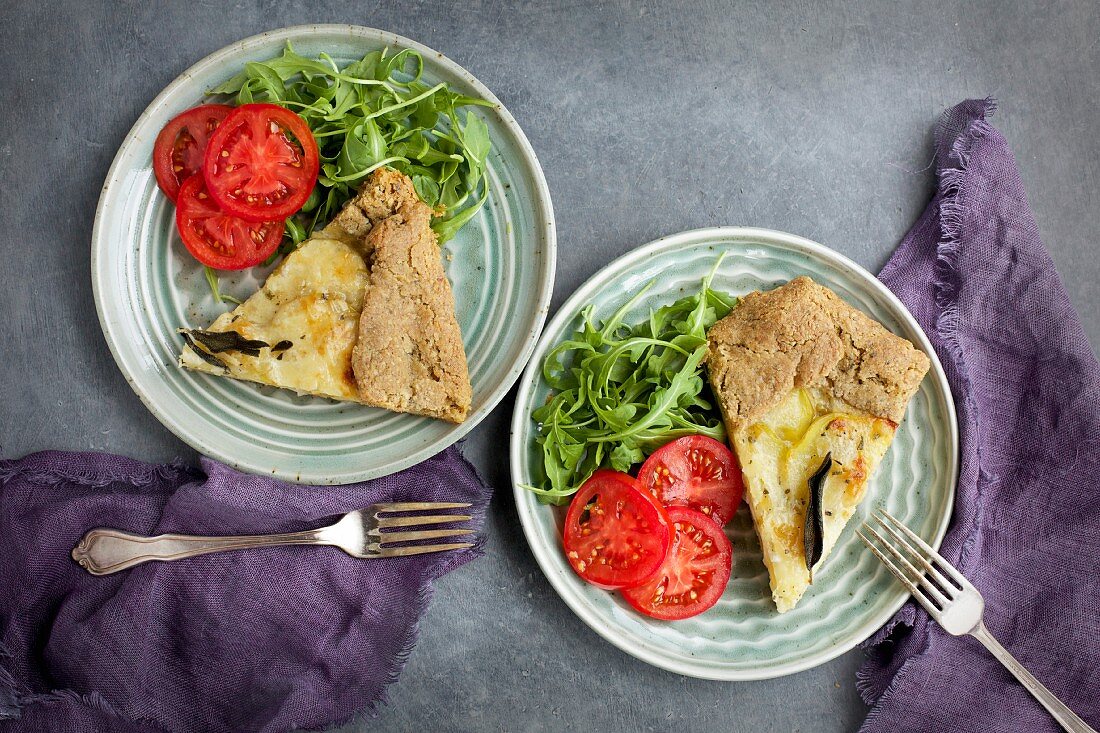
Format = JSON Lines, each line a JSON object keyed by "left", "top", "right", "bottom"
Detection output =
{"left": 73, "top": 501, "right": 475, "bottom": 576}
{"left": 859, "top": 509, "right": 1096, "bottom": 733}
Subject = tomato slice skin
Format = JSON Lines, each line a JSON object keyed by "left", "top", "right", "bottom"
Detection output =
{"left": 562, "top": 470, "right": 672, "bottom": 590}
{"left": 175, "top": 175, "right": 284, "bottom": 270}
{"left": 152, "top": 104, "right": 233, "bottom": 202}
{"left": 637, "top": 435, "right": 745, "bottom": 525}
{"left": 202, "top": 103, "right": 319, "bottom": 222}
{"left": 622, "top": 506, "right": 732, "bottom": 620}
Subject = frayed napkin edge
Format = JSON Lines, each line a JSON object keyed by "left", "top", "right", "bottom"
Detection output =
{"left": 1, "top": 642, "right": 173, "bottom": 732}
{"left": 855, "top": 97, "right": 996, "bottom": 717}
{"left": 0, "top": 450, "right": 197, "bottom": 491}
{"left": 300, "top": 443, "right": 489, "bottom": 732}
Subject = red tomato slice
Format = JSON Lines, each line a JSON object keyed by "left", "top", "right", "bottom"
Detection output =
{"left": 203, "top": 103, "right": 319, "bottom": 222}
{"left": 175, "top": 175, "right": 284, "bottom": 270}
{"left": 152, "top": 104, "right": 233, "bottom": 202}
{"left": 563, "top": 470, "right": 672, "bottom": 590}
{"left": 622, "top": 506, "right": 732, "bottom": 620}
{"left": 637, "top": 435, "right": 745, "bottom": 525}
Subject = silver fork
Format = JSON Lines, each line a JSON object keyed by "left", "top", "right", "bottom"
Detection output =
{"left": 858, "top": 510, "right": 1096, "bottom": 733}
{"left": 72, "top": 502, "right": 474, "bottom": 576}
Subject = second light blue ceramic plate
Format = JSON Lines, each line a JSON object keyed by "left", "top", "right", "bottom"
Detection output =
{"left": 92, "top": 26, "right": 555, "bottom": 484}
{"left": 510, "top": 228, "right": 957, "bottom": 680}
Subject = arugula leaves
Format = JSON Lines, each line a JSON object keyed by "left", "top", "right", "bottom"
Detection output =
{"left": 208, "top": 42, "right": 494, "bottom": 253}
{"left": 527, "top": 259, "right": 738, "bottom": 504}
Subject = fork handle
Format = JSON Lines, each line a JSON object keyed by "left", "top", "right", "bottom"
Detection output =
{"left": 72, "top": 527, "right": 328, "bottom": 575}
{"left": 971, "top": 621, "right": 1097, "bottom": 733}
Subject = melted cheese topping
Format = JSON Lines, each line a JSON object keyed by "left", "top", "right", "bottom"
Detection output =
{"left": 179, "top": 237, "right": 369, "bottom": 401}
{"left": 733, "top": 387, "right": 895, "bottom": 612}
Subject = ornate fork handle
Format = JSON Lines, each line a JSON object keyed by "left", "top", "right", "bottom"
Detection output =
{"left": 971, "top": 622, "right": 1096, "bottom": 733}
{"left": 72, "top": 527, "right": 328, "bottom": 575}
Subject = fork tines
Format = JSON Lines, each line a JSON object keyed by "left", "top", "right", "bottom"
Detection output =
{"left": 859, "top": 513, "right": 1099, "bottom": 729}
{"left": 371, "top": 501, "right": 475, "bottom": 558}
{"left": 857, "top": 509, "right": 970, "bottom": 613}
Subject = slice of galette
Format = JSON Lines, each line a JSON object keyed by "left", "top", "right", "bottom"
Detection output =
{"left": 705, "top": 276, "right": 930, "bottom": 612}
{"left": 178, "top": 168, "right": 472, "bottom": 423}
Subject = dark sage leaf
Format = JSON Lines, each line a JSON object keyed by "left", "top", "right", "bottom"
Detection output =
{"left": 179, "top": 331, "right": 227, "bottom": 371}
{"left": 804, "top": 452, "right": 833, "bottom": 582}
{"left": 181, "top": 329, "right": 272, "bottom": 358}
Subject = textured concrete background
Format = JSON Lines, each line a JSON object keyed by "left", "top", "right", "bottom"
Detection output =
{"left": 1, "top": 1, "right": 1097, "bottom": 731}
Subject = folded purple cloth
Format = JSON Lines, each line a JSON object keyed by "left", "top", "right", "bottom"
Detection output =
{"left": 0, "top": 447, "right": 489, "bottom": 733}
{"left": 862, "top": 99, "right": 1100, "bottom": 731}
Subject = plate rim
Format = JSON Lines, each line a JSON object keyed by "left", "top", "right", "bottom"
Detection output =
{"left": 91, "top": 24, "right": 556, "bottom": 484}
{"left": 508, "top": 226, "right": 958, "bottom": 680}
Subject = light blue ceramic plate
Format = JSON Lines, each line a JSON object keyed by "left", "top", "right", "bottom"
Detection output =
{"left": 510, "top": 228, "right": 957, "bottom": 680}
{"left": 92, "top": 26, "right": 555, "bottom": 484}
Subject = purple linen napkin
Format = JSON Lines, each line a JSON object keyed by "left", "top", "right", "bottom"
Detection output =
{"left": 0, "top": 446, "right": 489, "bottom": 733}
{"left": 862, "top": 99, "right": 1100, "bottom": 731}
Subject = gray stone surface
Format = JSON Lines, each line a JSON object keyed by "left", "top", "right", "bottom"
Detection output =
{"left": 1, "top": 1, "right": 1097, "bottom": 731}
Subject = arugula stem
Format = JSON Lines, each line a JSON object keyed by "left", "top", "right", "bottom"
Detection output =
{"left": 327, "top": 156, "right": 408, "bottom": 183}
{"left": 361, "top": 82, "right": 448, "bottom": 122}
{"left": 203, "top": 266, "right": 242, "bottom": 306}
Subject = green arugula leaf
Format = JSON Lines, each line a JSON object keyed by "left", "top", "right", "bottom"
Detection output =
{"left": 525, "top": 263, "right": 739, "bottom": 502}
{"left": 431, "top": 185, "right": 487, "bottom": 244}
{"left": 461, "top": 111, "right": 490, "bottom": 169}
{"left": 412, "top": 175, "right": 441, "bottom": 207}
{"left": 609, "top": 443, "right": 645, "bottom": 472}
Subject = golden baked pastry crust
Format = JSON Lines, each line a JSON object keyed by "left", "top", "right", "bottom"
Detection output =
{"left": 321, "top": 166, "right": 423, "bottom": 248}
{"left": 705, "top": 276, "right": 930, "bottom": 433}
{"left": 351, "top": 197, "right": 472, "bottom": 424}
